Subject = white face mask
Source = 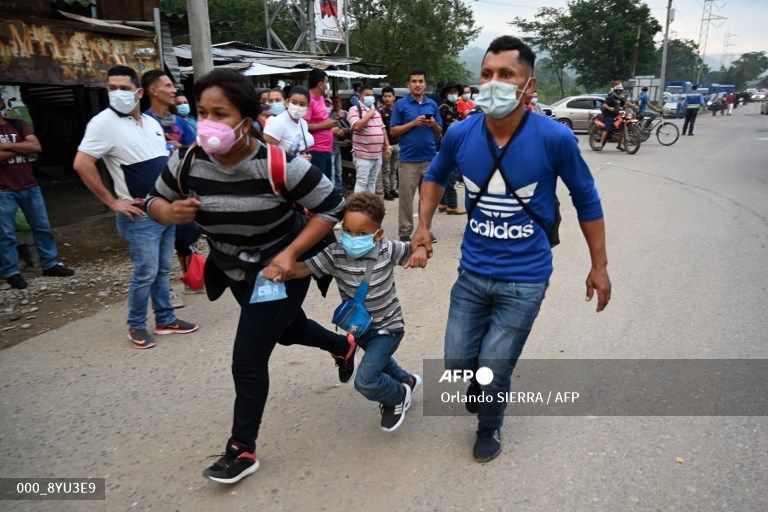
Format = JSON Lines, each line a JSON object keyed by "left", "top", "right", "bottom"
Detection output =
{"left": 288, "top": 104, "right": 308, "bottom": 120}
{"left": 462, "top": 93, "right": 471, "bottom": 101}
{"left": 531, "top": 97, "right": 538, "bottom": 105}
{"left": 109, "top": 90, "right": 139, "bottom": 114}
{"left": 474, "top": 77, "right": 531, "bottom": 119}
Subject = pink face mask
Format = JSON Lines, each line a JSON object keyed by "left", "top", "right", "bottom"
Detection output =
{"left": 196, "top": 118, "right": 247, "bottom": 155}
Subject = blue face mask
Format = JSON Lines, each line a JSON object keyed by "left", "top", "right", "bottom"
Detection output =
{"left": 340, "top": 230, "right": 378, "bottom": 259}
{"left": 176, "top": 103, "right": 191, "bottom": 116}
{"left": 269, "top": 101, "right": 286, "bottom": 116}
{"left": 363, "top": 96, "right": 375, "bottom": 108}
{"left": 475, "top": 78, "right": 531, "bottom": 119}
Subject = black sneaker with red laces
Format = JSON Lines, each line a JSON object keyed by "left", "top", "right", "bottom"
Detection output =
{"left": 203, "top": 438, "right": 260, "bottom": 484}
{"left": 332, "top": 334, "right": 358, "bottom": 383}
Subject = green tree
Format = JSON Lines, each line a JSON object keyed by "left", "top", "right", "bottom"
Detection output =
{"left": 510, "top": 7, "right": 571, "bottom": 97}
{"left": 562, "top": 0, "right": 661, "bottom": 89}
{"left": 346, "top": 0, "right": 479, "bottom": 85}
{"left": 722, "top": 51, "right": 768, "bottom": 89}
{"left": 161, "top": 0, "right": 300, "bottom": 47}
{"left": 658, "top": 39, "right": 707, "bottom": 83}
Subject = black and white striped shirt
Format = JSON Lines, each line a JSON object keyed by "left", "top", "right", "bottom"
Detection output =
{"left": 305, "top": 240, "right": 411, "bottom": 330}
{"left": 148, "top": 142, "right": 345, "bottom": 281}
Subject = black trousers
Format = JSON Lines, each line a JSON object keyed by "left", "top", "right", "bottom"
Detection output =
{"left": 228, "top": 276, "right": 347, "bottom": 447}
{"left": 682, "top": 108, "right": 699, "bottom": 135}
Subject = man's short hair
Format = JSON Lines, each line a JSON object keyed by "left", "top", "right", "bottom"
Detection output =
{"left": 308, "top": 69, "right": 328, "bottom": 89}
{"left": 381, "top": 86, "right": 395, "bottom": 95}
{"left": 484, "top": 36, "right": 535, "bottom": 72}
{"left": 141, "top": 69, "right": 168, "bottom": 91}
{"left": 359, "top": 85, "right": 374, "bottom": 94}
{"left": 408, "top": 68, "right": 427, "bottom": 82}
{"left": 108, "top": 65, "right": 140, "bottom": 88}
{"left": 345, "top": 192, "right": 386, "bottom": 224}
{"left": 352, "top": 82, "right": 362, "bottom": 92}
{"left": 641, "top": 86, "right": 649, "bottom": 91}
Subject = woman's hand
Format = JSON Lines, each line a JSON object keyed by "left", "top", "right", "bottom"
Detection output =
{"left": 269, "top": 249, "right": 298, "bottom": 280}
{"left": 169, "top": 198, "right": 201, "bottom": 224}
{"left": 261, "top": 264, "right": 285, "bottom": 282}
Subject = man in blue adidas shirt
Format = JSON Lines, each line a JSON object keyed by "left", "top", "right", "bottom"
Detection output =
{"left": 413, "top": 36, "right": 611, "bottom": 463}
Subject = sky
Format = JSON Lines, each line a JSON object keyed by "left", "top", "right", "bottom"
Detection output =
{"left": 469, "top": 0, "right": 768, "bottom": 66}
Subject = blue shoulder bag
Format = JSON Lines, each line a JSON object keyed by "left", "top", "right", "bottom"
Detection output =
{"left": 332, "top": 256, "right": 376, "bottom": 337}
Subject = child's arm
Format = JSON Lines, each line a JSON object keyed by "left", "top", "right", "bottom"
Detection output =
{"left": 262, "top": 261, "right": 312, "bottom": 282}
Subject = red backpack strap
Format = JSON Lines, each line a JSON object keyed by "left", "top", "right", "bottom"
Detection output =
{"left": 267, "top": 144, "right": 287, "bottom": 195}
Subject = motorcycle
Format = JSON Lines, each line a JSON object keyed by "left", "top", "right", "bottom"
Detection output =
{"left": 588, "top": 109, "right": 642, "bottom": 154}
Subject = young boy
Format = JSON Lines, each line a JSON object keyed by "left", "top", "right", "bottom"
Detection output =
{"left": 263, "top": 192, "right": 428, "bottom": 431}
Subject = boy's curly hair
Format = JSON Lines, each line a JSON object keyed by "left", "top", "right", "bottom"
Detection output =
{"left": 345, "top": 192, "right": 386, "bottom": 224}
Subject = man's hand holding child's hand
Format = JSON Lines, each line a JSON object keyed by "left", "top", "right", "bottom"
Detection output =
{"left": 405, "top": 246, "right": 428, "bottom": 269}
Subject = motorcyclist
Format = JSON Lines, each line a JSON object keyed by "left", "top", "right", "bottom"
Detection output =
{"left": 598, "top": 82, "right": 626, "bottom": 150}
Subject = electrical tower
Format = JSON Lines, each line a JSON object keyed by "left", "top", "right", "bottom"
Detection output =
{"left": 696, "top": 0, "right": 726, "bottom": 84}
{"left": 264, "top": 0, "right": 349, "bottom": 56}
{"left": 721, "top": 32, "right": 737, "bottom": 69}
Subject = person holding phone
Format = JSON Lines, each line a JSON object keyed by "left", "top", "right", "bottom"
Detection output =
{"left": 389, "top": 68, "right": 442, "bottom": 242}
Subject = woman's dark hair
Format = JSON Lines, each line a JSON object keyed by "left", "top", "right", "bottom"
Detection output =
{"left": 484, "top": 36, "right": 536, "bottom": 72}
{"left": 288, "top": 85, "right": 311, "bottom": 103}
{"left": 193, "top": 68, "right": 262, "bottom": 121}
{"left": 345, "top": 192, "right": 386, "bottom": 224}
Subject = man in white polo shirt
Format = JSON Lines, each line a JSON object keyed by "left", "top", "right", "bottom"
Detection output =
{"left": 73, "top": 65, "right": 198, "bottom": 349}
{"left": 346, "top": 85, "right": 391, "bottom": 193}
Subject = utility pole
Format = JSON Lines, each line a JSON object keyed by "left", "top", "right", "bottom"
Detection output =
{"left": 630, "top": 24, "right": 642, "bottom": 79}
{"left": 657, "top": 0, "right": 673, "bottom": 102}
{"left": 696, "top": 0, "right": 726, "bottom": 84}
{"left": 186, "top": 0, "right": 213, "bottom": 80}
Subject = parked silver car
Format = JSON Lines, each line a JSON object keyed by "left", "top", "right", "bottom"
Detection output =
{"left": 549, "top": 95, "right": 605, "bottom": 130}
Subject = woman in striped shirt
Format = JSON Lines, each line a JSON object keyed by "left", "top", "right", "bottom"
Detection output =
{"left": 145, "top": 68, "right": 355, "bottom": 485}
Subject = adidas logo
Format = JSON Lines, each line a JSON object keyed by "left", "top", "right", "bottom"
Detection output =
{"left": 469, "top": 219, "right": 535, "bottom": 239}
{"left": 464, "top": 172, "right": 537, "bottom": 220}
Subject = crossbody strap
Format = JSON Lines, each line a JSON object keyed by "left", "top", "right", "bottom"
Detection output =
{"left": 467, "top": 110, "right": 530, "bottom": 218}
{"left": 352, "top": 248, "right": 378, "bottom": 305}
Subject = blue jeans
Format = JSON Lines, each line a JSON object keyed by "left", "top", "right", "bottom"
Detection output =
{"left": 354, "top": 328, "right": 410, "bottom": 406}
{"left": 353, "top": 156, "right": 381, "bottom": 194}
{"left": 309, "top": 151, "right": 333, "bottom": 181}
{"left": 444, "top": 267, "right": 548, "bottom": 429}
{"left": 330, "top": 149, "right": 343, "bottom": 192}
{"left": 0, "top": 186, "right": 59, "bottom": 277}
{"left": 115, "top": 215, "right": 176, "bottom": 330}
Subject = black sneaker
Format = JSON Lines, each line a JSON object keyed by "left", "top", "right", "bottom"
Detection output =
{"left": 42, "top": 263, "right": 74, "bottom": 277}
{"left": 384, "top": 191, "right": 394, "bottom": 201}
{"left": 203, "top": 438, "right": 260, "bottom": 484}
{"left": 473, "top": 427, "right": 502, "bottom": 463}
{"left": 380, "top": 383, "right": 412, "bottom": 432}
{"left": 399, "top": 235, "right": 411, "bottom": 242}
{"left": 6, "top": 273, "right": 28, "bottom": 289}
{"left": 431, "top": 235, "right": 438, "bottom": 244}
{"left": 406, "top": 374, "right": 422, "bottom": 396}
{"left": 332, "top": 334, "right": 357, "bottom": 383}
{"left": 465, "top": 378, "right": 481, "bottom": 414}
{"left": 390, "top": 190, "right": 399, "bottom": 198}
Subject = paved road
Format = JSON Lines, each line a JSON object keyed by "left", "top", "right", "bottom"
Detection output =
{"left": 1, "top": 103, "right": 766, "bottom": 512}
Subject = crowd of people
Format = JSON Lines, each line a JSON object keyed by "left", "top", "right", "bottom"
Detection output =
{"left": 2, "top": 35, "right": 612, "bottom": 482}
